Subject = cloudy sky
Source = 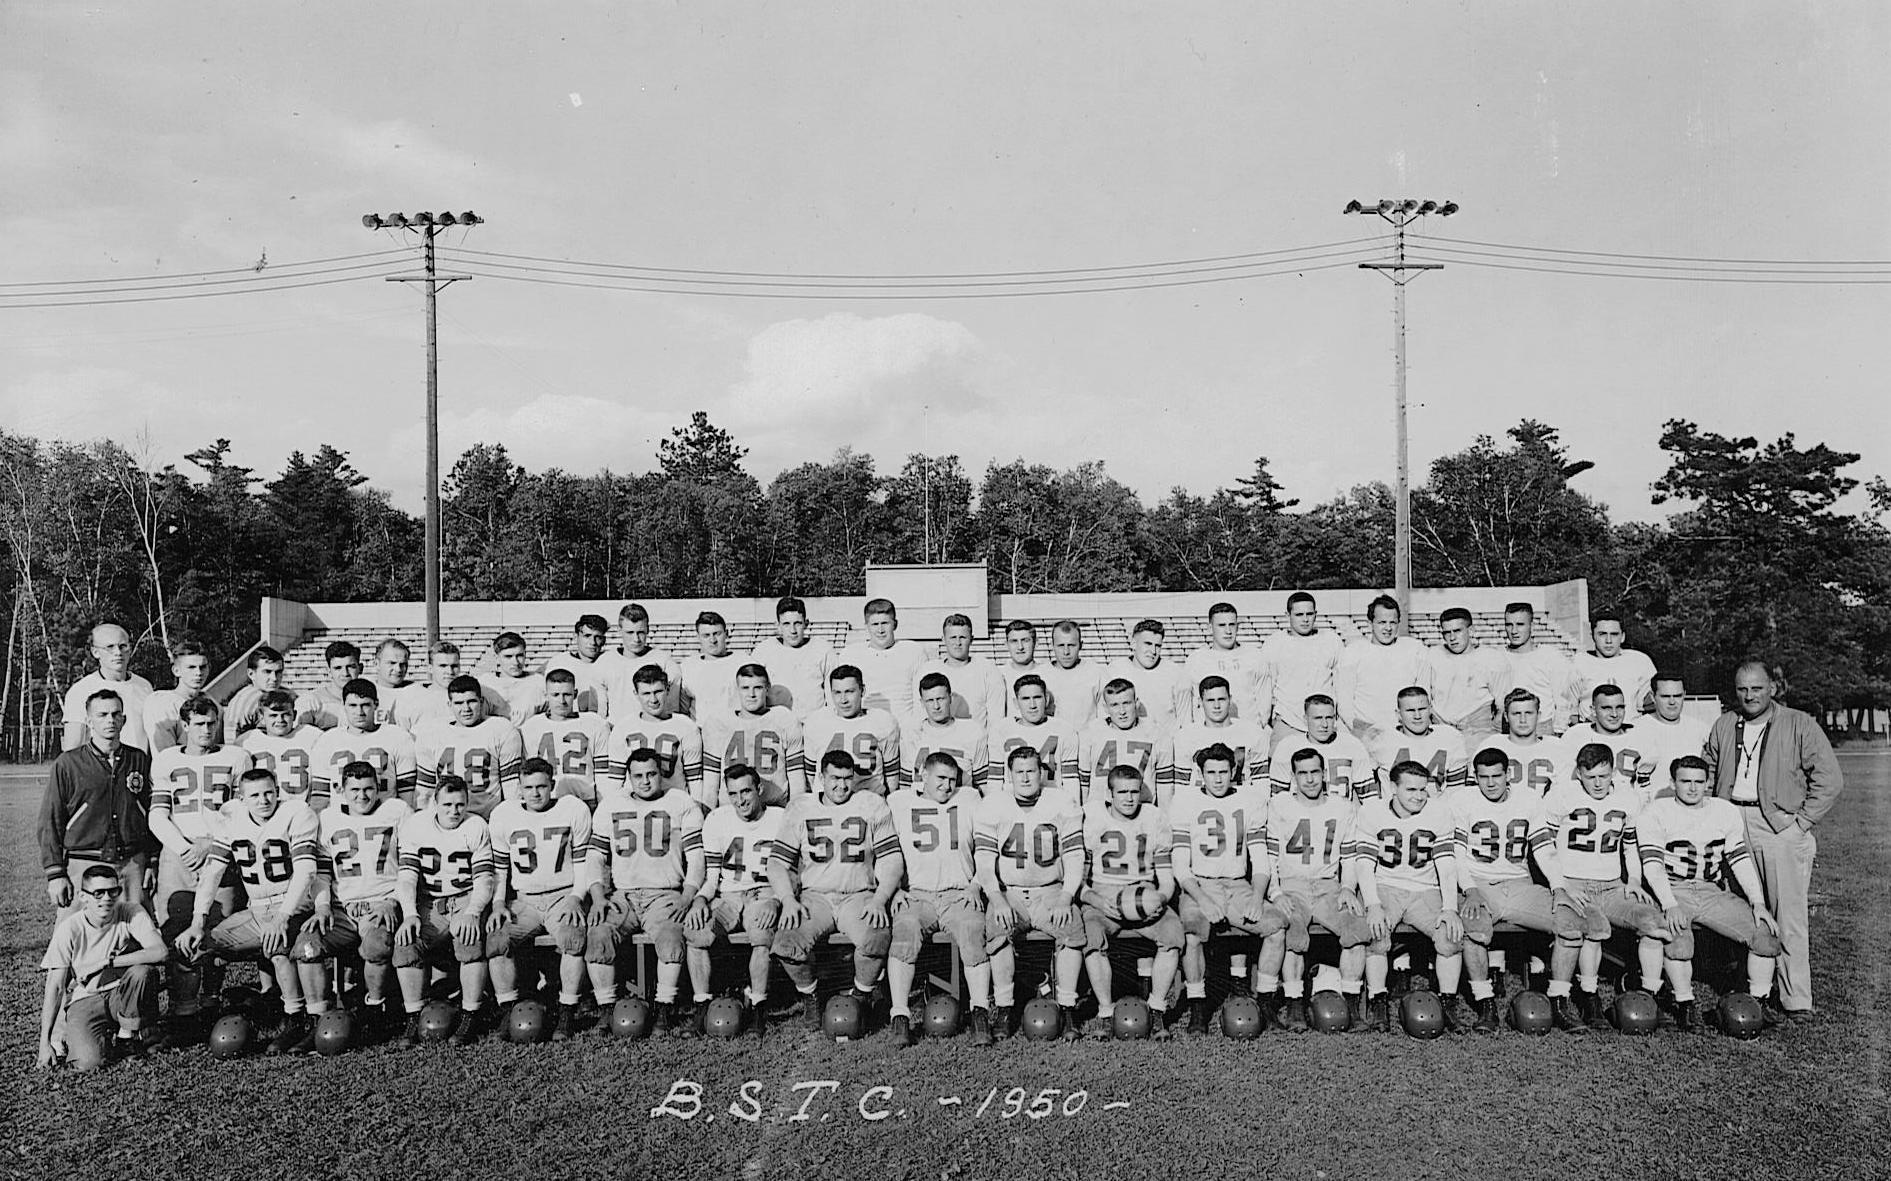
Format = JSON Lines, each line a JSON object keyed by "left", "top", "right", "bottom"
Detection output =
{"left": 5, "top": 2, "right": 1887, "bottom": 523}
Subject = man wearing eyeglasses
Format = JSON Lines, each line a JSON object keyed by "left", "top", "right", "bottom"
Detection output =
{"left": 37, "top": 865, "right": 167, "bottom": 1071}
{"left": 39, "top": 689, "right": 153, "bottom": 916}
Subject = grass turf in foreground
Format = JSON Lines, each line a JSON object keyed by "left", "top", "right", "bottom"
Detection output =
{"left": 1, "top": 754, "right": 1886, "bottom": 1181}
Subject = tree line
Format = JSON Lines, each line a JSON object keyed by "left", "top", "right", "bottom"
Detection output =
{"left": 3, "top": 413, "right": 1885, "bottom": 758}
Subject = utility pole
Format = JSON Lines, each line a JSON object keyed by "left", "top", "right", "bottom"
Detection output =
{"left": 362, "top": 210, "right": 481, "bottom": 650}
{"left": 1343, "top": 198, "right": 1456, "bottom": 629}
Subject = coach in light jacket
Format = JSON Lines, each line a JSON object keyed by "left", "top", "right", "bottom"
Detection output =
{"left": 1702, "top": 660, "right": 1842, "bottom": 1019}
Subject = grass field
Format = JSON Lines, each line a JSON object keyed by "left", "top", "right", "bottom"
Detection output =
{"left": 2, "top": 755, "right": 1886, "bottom": 1181}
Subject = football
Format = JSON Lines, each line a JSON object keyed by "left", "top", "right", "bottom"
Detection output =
{"left": 507, "top": 999, "right": 551, "bottom": 1044}
{"left": 208, "top": 1014, "right": 253, "bottom": 1060}
{"left": 824, "top": 993, "right": 867, "bottom": 1041}
{"left": 610, "top": 997, "right": 653, "bottom": 1039}
{"left": 1308, "top": 990, "right": 1351, "bottom": 1033}
{"left": 1019, "top": 997, "right": 1063, "bottom": 1041}
{"left": 312, "top": 1010, "right": 353, "bottom": 1057}
{"left": 1112, "top": 997, "right": 1154, "bottom": 1039}
{"left": 1219, "top": 995, "right": 1265, "bottom": 1040}
{"left": 1612, "top": 990, "right": 1660, "bottom": 1036}
{"left": 1116, "top": 883, "right": 1163, "bottom": 923}
{"left": 1716, "top": 993, "right": 1766, "bottom": 1040}
{"left": 1509, "top": 991, "right": 1554, "bottom": 1035}
{"left": 1400, "top": 990, "right": 1447, "bottom": 1039}
{"left": 417, "top": 1000, "right": 459, "bottom": 1043}
{"left": 702, "top": 997, "right": 745, "bottom": 1039}
{"left": 922, "top": 993, "right": 962, "bottom": 1038}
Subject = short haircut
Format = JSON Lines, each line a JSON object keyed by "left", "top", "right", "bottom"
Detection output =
{"left": 248, "top": 646, "right": 284, "bottom": 670}
{"left": 1575, "top": 743, "right": 1615, "bottom": 773}
{"left": 1005, "top": 745, "right": 1041, "bottom": 770}
{"left": 340, "top": 760, "right": 380, "bottom": 786}
{"left": 921, "top": 751, "right": 963, "bottom": 779}
{"left": 1652, "top": 671, "right": 1686, "bottom": 692}
{"left": 170, "top": 640, "right": 206, "bottom": 660}
{"left": 258, "top": 689, "right": 296, "bottom": 714}
{"left": 1102, "top": 677, "right": 1136, "bottom": 698}
{"left": 1502, "top": 688, "right": 1540, "bottom": 711}
{"left": 446, "top": 674, "right": 483, "bottom": 698}
{"left": 1396, "top": 685, "right": 1430, "bottom": 705}
{"left": 430, "top": 641, "right": 461, "bottom": 659}
{"left": 1197, "top": 674, "right": 1230, "bottom": 696}
{"left": 1131, "top": 619, "right": 1165, "bottom": 639}
{"left": 1505, "top": 601, "right": 1534, "bottom": 619}
{"left": 1051, "top": 620, "right": 1083, "bottom": 638}
{"left": 918, "top": 671, "right": 952, "bottom": 695}
{"left": 1670, "top": 754, "right": 1711, "bottom": 781}
{"left": 1012, "top": 673, "right": 1046, "bottom": 695}
{"left": 1304, "top": 693, "right": 1336, "bottom": 712}
{"left": 324, "top": 640, "right": 362, "bottom": 664}
{"left": 492, "top": 631, "right": 526, "bottom": 654}
{"left": 80, "top": 863, "right": 121, "bottom": 888}
{"left": 1471, "top": 747, "right": 1510, "bottom": 772}
{"left": 696, "top": 610, "right": 726, "bottom": 629}
{"left": 1005, "top": 619, "right": 1037, "bottom": 638}
{"left": 545, "top": 668, "right": 578, "bottom": 688}
{"left": 238, "top": 767, "right": 279, "bottom": 792}
{"left": 1194, "top": 742, "right": 1236, "bottom": 771}
{"left": 1290, "top": 747, "right": 1325, "bottom": 771}
{"left": 1106, "top": 764, "right": 1145, "bottom": 790}
{"left": 519, "top": 756, "right": 556, "bottom": 782}
{"left": 1591, "top": 611, "right": 1624, "bottom": 628}
{"left": 775, "top": 596, "right": 807, "bottom": 620}
{"left": 575, "top": 613, "right": 610, "bottom": 634}
{"left": 619, "top": 602, "right": 651, "bottom": 624}
{"left": 625, "top": 747, "right": 662, "bottom": 771}
{"left": 863, "top": 598, "right": 896, "bottom": 620}
{"left": 1439, "top": 606, "right": 1473, "bottom": 628}
{"left": 1387, "top": 760, "right": 1432, "bottom": 787}
{"left": 1286, "top": 591, "right": 1316, "bottom": 612}
{"left": 1207, "top": 602, "right": 1237, "bottom": 620}
{"left": 828, "top": 664, "right": 863, "bottom": 688}
{"left": 375, "top": 638, "right": 409, "bottom": 658}
{"left": 84, "top": 688, "right": 123, "bottom": 711}
{"left": 723, "top": 763, "right": 760, "bottom": 789}
{"left": 942, "top": 613, "right": 973, "bottom": 632}
{"left": 1591, "top": 682, "right": 1625, "bottom": 703}
{"left": 632, "top": 663, "right": 670, "bottom": 689}
{"left": 819, "top": 749, "right": 857, "bottom": 774}
{"left": 342, "top": 678, "right": 378, "bottom": 702}
{"left": 434, "top": 774, "right": 469, "bottom": 800}
{"left": 735, "top": 662, "right": 770, "bottom": 682}
{"left": 182, "top": 693, "right": 223, "bottom": 721}
{"left": 1367, "top": 594, "right": 1400, "bottom": 621}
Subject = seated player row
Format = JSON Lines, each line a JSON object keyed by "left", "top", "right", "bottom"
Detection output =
{"left": 41, "top": 710, "right": 1781, "bottom": 1065}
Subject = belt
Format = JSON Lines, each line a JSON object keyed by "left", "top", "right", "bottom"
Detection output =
{"left": 66, "top": 848, "right": 127, "bottom": 863}
{"left": 1733, "top": 800, "right": 1765, "bottom": 808}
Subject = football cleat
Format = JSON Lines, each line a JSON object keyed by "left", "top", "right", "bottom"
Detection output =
{"left": 1611, "top": 990, "right": 1660, "bottom": 1036}
{"left": 1186, "top": 998, "right": 1212, "bottom": 1037}
{"left": 1576, "top": 988, "right": 1607, "bottom": 1030}
{"left": 652, "top": 1002, "right": 676, "bottom": 1036}
{"left": 399, "top": 1012, "right": 423, "bottom": 1049}
{"left": 1509, "top": 991, "right": 1554, "bottom": 1035}
{"left": 888, "top": 1014, "right": 916, "bottom": 1048}
{"left": 1672, "top": 1000, "right": 1696, "bottom": 1034}
{"left": 266, "top": 1014, "right": 311, "bottom": 1056}
{"left": 207, "top": 1014, "right": 253, "bottom": 1060}
{"left": 449, "top": 1009, "right": 481, "bottom": 1046}
{"left": 1219, "top": 995, "right": 1265, "bottom": 1040}
{"left": 1400, "top": 991, "right": 1446, "bottom": 1039}
{"left": 803, "top": 993, "right": 826, "bottom": 1033}
{"left": 1471, "top": 996, "right": 1500, "bottom": 1034}
{"left": 922, "top": 994, "right": 962, "bottom": 1039}
{"left": 1550, "top": 995, "right": 1589, "bottom": 1034}
{"left": 1279, "top": 996, "right": 1310, "bottom": 1033}
{"left": 1083, "top": 1014, "right": 1117, "bottom": 1039}
{"left": 550, "top": 1004, "right": 577, "bottom": 1042}
{"left": 671, "top": 1001, "right": 701, "bottom": 1039}
{"left": 967, "top": 1006, "right": 995, "bottom": 1047}
{"left": 1363, "top": 993, "right": 1392, "bottom": 1034}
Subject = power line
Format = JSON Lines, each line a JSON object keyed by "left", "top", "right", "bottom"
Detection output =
{"left": 1414, "top": 233, "right": 1891, "bottom": 268}
{"left": 0, "top": 248, "right": 412, "bottom": 288}
{"left": 0, "top": 270, "right": 411, "bottom": 310}
{"left": 0, "top": 258, "right": 416, "bottom": 300}
{"left": 1409, "top": 242, "right": 1891, "bottom": 276}
{"left": 1404, "top": 254, "right": 1891, "bottom": 285}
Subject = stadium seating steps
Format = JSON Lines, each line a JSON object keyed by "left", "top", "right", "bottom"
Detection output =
{"left": 279, "top": 611, "right": 1575, "bottom": 693}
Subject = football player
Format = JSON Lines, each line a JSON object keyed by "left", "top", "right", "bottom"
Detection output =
{"left": 886, "top": 752, "right": 993, "bottom": 1046}
{"left": 769, "top": 750, "right": 904, "bottom": 1032}
{"left": 974, "top": 745, "right": 1089, "bottom": 1038}
{"left": 149, "top": 694, "right": 252, "bottom": 1045}
{"left": 485, "top": 758, "right": 595, "bottom": 1040}
{"left": 1427, "top": 607, "right": 1513, "bottom": 745}
{"left": 37, "top": 863, "right": 166, "bottom": 1071}
{"left": 368, "top": 638, "right": 419, "bottom": 729}
{"left": 701, "top": 664, "right": 809, "bottom": 806}
{"left": 1034, "top": 620, "right": 1103, "bottom": 729}
{"left": 391, "top": 775, "right": 497, "bottom": 1046}
{"left": 222, "top": 645, "right": 285, "bottom": 742}
{"left": 1256, "top": 747, "right": 1371, "bottom": 1030}
{"left": 414, "top": 675, "right": 524, "bottom": 817}
{"left": 1530, "top": 742, "right": 1668, "bottom": 1031}
{"left": 802, "top": 664, "right": 902, "bottom": 797}
{"left": 1501, "top": 603, "right": 1582, "bottom": 735}
{"left": 306, "top": 761, "right": 411, "bottom": 1029}
{"left": 606, "top": 664, "right": 706, "bottom": 806}
{"left": 308, "top": 679, "right": 419, "bottom": 806}
{"left": 1267, "top": 694, "right": 1371, "bottom": 799}
{"left": 685, "top": 763, "right": 784, "bottom": 1035}
{"left": 174, "top": 768, "right": 328, "bottom": 1054}
{"left": 241, "top": 689, "right": 324, "bottom": 803}
{"left": 997, "top": 619, "right": 1042, "bottom": 695}
{"left": 1171, "top": 743, "right": 1287, "bottom": 1032}
{"left": 679, "top": 610, "right": 744, "bottom": 720}
{"left": 540, "top": 614, "right": 614, "bottom": 717}
{"left": 587, "top": 747, "right": 707, "bottom": 1033}
{"left": 602, "top": 602, "right": 682, "bottom": 718}
{"left": 1352, "top": 761, "right": 1465, "bottom": 1033}
{"left": 1445, "top": 747, "right": 1557, "bottom": 1031}
{"left": 1334, "top": 595, "right": 1431, "bottom": 745}
{"left": 1636, "top": 755, "right": 1783, "bottom": 1031}
{"left": 295, "top": 641, "right": 363, "bottom": 730}
{"left": 143, "top": 639, "right": 213, "bottom": 753}
{"left": 917, "top": 613, "right": 1008, "bottom": 726}
{"left": 749, "top": 596, "right": 830, "bottom": 718}
{"left": 519, "top": 668, "right": 612, "bottom": 803}
{"left": 1105, "top": 619, "right": 1191, "bottom": 732}
{"left": 1573, "top": 615, "right": 1657, "bottom": 721}
{"left": 1184, "top": 602, "right": 1270, "bottom": 724}
{"left": 485, "top": 631, "right": 548, "bottom": 723}
{"left": 1556, "top": 684, "right": 1654, "bottom": 799}
{"left": 901, "top": 672, "right": 990, "bottom": 794}
{"left": 1473, "top": 689, "right": 1560, "bottom": 795}
{"left": 834, "top": 598, "right": 926, "bottom": 728}
{"left": 404, "top": 642, "right": 510, "bottom": 728}
{"left": 1368, "top": 686, "right": 1470, "bottom": 798}
{"left": 1638, "top": 673, "right": 1711, "bottom": 798}
{"left": 987, "top": 674, "right": 1078, "bottom": 796}
{"left": 1079, "top": 765, "right": 1185, "bottom": 1037}
{"left": 1076, "top": 679, "right": 1173, "bottom": 806}
{"left": 1258, "top": 591, "right": 1346, "bottom": 750}
{"left": 1169, "top": 675, "right": 1268, "bottom": 797}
